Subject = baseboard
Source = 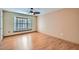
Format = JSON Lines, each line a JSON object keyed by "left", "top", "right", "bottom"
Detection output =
{"left": 38, "top": 31, "right": 79, "bottom": 45}
{"left": 38, "top": 31, "right": 64, "bottom": 40}
{"left": 4, "top": 31, "right": 37, "bottom": 37}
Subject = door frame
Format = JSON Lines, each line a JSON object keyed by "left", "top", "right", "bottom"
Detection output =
{"left": 0, "top": 9, "right": 3, "bottom": 41}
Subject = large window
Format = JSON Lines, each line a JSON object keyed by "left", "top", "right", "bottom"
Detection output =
{"left": 14, "top": 17, "right": 32, "bottom": 32}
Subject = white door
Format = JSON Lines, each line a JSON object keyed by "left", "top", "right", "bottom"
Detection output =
{"left": 0, "top": 9, "right": 3, "bottom": 41}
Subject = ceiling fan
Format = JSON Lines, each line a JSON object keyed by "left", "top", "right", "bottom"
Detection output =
{"left": 29, "top": 8, "right": 40, "bottom": 15}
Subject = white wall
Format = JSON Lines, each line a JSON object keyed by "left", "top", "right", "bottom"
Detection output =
{"left": 3, "top": 11, "right": 37, "bottom": 36}
{"left": 38, "top": 8, "right": 79, "bottom": 44}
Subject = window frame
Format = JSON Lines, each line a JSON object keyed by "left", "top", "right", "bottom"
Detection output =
{"left": 13, "top": 16, "right": 32, "bottom": 32}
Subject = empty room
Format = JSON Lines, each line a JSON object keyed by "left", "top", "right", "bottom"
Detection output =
{"left": 0, "top": 8, "right": 79, "bottom": 50}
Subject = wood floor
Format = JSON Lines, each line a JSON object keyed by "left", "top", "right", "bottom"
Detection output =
{"left": 0, "top": 32, "right": 79, "bottom": 50}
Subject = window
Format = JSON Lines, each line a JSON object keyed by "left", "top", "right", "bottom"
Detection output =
{"left": 14, "top": 17, "right": 32, "bottom": 32}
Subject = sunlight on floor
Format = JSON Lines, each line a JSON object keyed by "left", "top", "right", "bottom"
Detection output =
{"left": 15, "top": 34, "right": 32, "bottom": 50}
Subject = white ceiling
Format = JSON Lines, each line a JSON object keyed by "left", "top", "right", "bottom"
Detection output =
{"left": 3, "top": 8, "right": 62, "bottom": 16}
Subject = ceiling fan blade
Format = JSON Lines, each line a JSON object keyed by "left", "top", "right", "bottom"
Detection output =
{"left": 34, "top": 12, "right": 40, "bottom": 14}
{"left": 29, "top": 10, "right": 33, "bottom": 13}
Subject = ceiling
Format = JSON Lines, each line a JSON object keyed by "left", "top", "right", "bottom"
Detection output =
{"left": 3, "top": 8, "right": 62, "bottom": 16}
